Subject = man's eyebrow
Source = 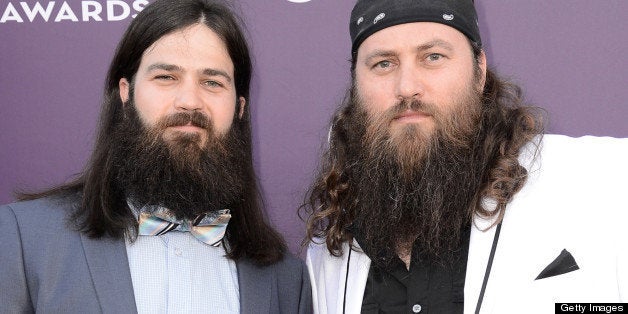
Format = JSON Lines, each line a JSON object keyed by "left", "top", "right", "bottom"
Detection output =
{"left": 364, "top": 50, "right": 398, "bottom": 64}
{"left": 145, "top": 64, "right": 232, "bottom": 82}
{"left": 363, "top": 39, "right": 454, "bottom": 64}
{"left": 201, "top": 68, "right": 232, "bottom": 83}
{"left": 416, "top": 39, "right": 454, "bottom": 52}
{"left": 146, "top": 63, "right": 182, "bottom": 72}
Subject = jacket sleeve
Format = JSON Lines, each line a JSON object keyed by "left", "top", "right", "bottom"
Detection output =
{"left": 619, "top": 238, "right": 628, "bottom": 302}
{"left": 298, "top": 259, "right": 313, "bottom": 314}
{"left": 273, "top": 255, "right": 313, "bottom": 314}
{"left": 613, "top": 139, "right": 628, "bottom": 301}
{"left": 0, "top": 205, "right": 34, "bottom": 313}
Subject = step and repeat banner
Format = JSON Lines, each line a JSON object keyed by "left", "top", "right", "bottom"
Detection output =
{"left": 2, "top": 1, "right": 627, "bottom": 253}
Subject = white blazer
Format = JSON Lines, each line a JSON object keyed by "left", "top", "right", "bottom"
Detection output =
{"left": 307, "top": 135, "right": 628, "bottom": 314}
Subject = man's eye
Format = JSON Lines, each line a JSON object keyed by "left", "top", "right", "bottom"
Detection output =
{"left": 155, "top": 75, "right": 175, "bottom": 80}
{"left": 427, "top": 54, "right": 444, "bottom": 62}
{"left": 374, "top": 60, "right": 392, "bottom": 69}
{"left": 203, "top": 80, "right": 224, "bottom": 88}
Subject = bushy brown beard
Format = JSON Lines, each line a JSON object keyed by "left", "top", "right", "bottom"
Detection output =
{"left": 112, "top": 100, "right": 248, "bottom": 220}
{"left": 346, "top": 84, "right": 485, "bottom": 266}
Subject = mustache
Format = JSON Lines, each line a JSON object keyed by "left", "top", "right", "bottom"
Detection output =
{"left": 363, "top": 98, "right": 440, "bottom": 143}
{"left": 387, "top": 98, "right": 437, "bottom": 118}
{"left": 157, "top": 111, "right": 212, "bottom": 130}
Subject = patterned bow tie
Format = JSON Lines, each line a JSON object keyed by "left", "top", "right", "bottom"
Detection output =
{"left": 137, "top": 208, "right": 231, "bottom": 247}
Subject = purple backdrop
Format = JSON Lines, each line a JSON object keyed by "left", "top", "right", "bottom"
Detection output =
{"left": 1, "top": 1, "right": 627, "bottom": 255}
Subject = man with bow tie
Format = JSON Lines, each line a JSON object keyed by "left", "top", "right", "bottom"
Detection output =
{"left": 302, "top": 0, "right": 628, "bottom": 313}
{"left": 0, "top": 0, "right": 311, "bottom": 313}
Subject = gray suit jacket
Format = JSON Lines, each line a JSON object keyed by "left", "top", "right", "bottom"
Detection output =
{"left": 0, "top": 198, "right": 312, "bottom": 314}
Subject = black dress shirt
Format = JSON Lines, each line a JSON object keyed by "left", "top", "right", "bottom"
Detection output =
{"left": 359, "top": 228, "right": 471, "bottom": 314}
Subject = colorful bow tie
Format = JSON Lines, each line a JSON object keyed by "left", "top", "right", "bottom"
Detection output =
{"left": 137, "top": 208, "right": 231, "bottom": 247}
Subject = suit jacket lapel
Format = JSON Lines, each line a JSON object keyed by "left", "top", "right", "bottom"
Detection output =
{"left": 237, "top": 258, "right": 272, "bottom": 314}
{"left": 80, "top": 234, "right": 137, "bottom": 314}
{"left": 343, "top": 240, "right": 371, "bottom": 314}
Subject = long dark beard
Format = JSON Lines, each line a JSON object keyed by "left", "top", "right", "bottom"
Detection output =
{"left": 111, "top": 101, "right": 248, "bottom": 220}
{"left": 347, "top": 86, "right": 485, "bottom": 267}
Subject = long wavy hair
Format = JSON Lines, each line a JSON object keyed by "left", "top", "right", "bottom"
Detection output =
{"left": 18, "top": 0, "right": 286, "bottom": 265}
{"left": 302, "top": 42, "right": 544, "bottom": 256}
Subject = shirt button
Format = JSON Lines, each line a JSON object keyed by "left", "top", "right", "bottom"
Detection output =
{"left": 412, "top": 304, "right": 422, "bottom": 313}
{"left": 174, "top": 247, "right": 182, "bottom": 256}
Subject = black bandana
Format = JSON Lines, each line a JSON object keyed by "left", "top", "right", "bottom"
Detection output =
{"left": 350, "top": 0, "right": 481, "bottom": 54}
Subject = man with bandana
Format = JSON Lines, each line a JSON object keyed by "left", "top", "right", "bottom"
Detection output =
{"left": 303, "top": 0, "right": 628, "bottom": 313}
{"left": 0, "top": 0, "right": 311, "bottom": 313}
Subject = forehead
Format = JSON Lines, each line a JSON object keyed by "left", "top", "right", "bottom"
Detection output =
{"left": 357, "top": 22, "right": 470, "bottom": 57}
{"left": 139, "top": 23, "right": 234, "bottom": 73}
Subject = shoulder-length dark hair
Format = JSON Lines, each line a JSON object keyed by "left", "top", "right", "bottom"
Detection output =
{"left": 302, "top": 43, "right": 545, "bottom": 256}
{"left": 19, "top": 0, "right": 286, "bottom": 265}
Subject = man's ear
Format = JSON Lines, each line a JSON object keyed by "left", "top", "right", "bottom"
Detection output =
{"left": 238, "top": 96, "right": 246, "bottom": 119}
{"left": 477, "top": 50, "right": 488, "bottom": 92}
{"left": 119, "top": 78, "right": 130, "bottom": 104}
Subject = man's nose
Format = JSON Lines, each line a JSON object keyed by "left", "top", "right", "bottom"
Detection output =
{"left": 395, "top": 64, "right": 424, "bottom": 101}
{"left": 174, "top": 80, "right": 203, "bottom": 111}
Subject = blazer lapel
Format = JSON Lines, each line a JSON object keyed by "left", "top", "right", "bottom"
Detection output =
{"left": 80, "top": 234, "right": 137, "bottom": 314}
{"left": 343, "top": 240, "right": 371, "bottom": 314}
{"left": 237, "top": 258, "right": 272, "bottom": 314}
